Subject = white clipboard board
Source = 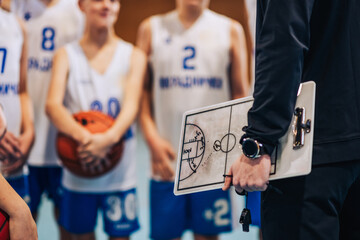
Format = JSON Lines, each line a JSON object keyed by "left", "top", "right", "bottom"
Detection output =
{"left": 174, "top": 81, "right": 316, "bottom": 195}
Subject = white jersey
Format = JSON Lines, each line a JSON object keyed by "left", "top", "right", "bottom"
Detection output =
{"left": 0, "top": 9, "right": 27, "bottom": 177}
{"left": 62, "top": 40, "right": 137, "bottom": 192}
{"left": 11, "top": 0, "right": 84, "bottom": 166}
{"left": 150, "top": 10, "right": 232, "bottom": 174}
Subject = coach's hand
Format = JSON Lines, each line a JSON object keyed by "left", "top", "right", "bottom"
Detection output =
{"left": 223, "top": 154, "right": 271, "bottom": 192}
{"left": 149, "top": 136, "right": 176, "bottom": 181}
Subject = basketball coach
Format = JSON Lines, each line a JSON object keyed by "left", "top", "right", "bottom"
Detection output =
{"left": 223, "top": 0, "right": 360, "bottom": 239}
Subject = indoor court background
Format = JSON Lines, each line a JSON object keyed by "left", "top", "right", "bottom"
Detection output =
{"left": 34, "top": 0, "right": 258, "bottom": 239}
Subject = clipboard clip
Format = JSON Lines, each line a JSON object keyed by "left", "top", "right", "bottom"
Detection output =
{"left": 293, "top": 107, "right": 311, "bottom": 149}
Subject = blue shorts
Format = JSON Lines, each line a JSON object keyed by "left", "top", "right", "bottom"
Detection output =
{"left": 59, "top": 187, "right": 140, "bottom": 237}
{"left": 247, "top": 191, "right": 261, "bottom": 227}
{"left": 7, "top": 175, "right": 30, "bottom": 206}
{"left": 28, "top": 166, "right": 62, "bottom": 213}
{"left": 150, "top": 180, "right": 232, "bottom": 240}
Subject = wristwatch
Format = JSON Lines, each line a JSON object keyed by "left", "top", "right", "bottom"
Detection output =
{"left": 241, "top": 138, "right": 264, "bottom": 159}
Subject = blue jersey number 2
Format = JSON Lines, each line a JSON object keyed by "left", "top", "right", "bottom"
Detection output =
{"left": 0, "top": 48, "right": 7, "bottom": 74}
{"left": 42, "top": 27, "right": 55, "bottom": 51}
{"left": 183, "top": 46, "right": 196, "bottom": 70}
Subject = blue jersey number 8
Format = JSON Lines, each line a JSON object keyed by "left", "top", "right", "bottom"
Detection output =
{"left": 0, "top": 48, "right": 7, "bottom": 74}
{"left": 42, "top": 27, "right": 55, "bottom": 51}
{"left": 183, "top": 46, "right": 196, "bottom": 70}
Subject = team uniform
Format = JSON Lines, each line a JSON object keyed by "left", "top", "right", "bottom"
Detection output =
{"left": 58, "top": 40, "right": 139, "bottom": 236}
{"left": 0, "top": 8, "right": 30, "bottom": 204}
{"left": 11, "top": 0, "right": 84, "bottom": 213}
{"left": 149, "top": 9, "right": 240, "bottom": 239}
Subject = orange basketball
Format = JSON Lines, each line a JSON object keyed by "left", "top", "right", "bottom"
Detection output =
{"left": 0, "top": 209, "right": 9, "bottom": 240}
{"left": 56, "top": 111, "right": 124, "bottom": 178}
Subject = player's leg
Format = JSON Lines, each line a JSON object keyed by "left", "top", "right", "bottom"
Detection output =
{"left": 28, "top": 166, "right": 46, "bottom": 220}
{"left": 190, "top": 189, "right": 232, "bottom": 240}
{"left": 42, "top": 166, "right": 72, "bottom": 240}
{"left": 100, "top": 188, "right": 139, "bottom": 240}
{"left": 44, "top": 166, "right": 62, "bottom": 219}
{"left": 58, "top": 187, "right": 98, "bottom": 240}
{"left": 150, "top": 180, "right": 186, "bottom": 240}
{"left": 261, "top": 160, "right": 360, "bottom": 240}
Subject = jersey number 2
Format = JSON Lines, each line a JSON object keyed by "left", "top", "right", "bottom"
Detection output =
{"left": 183, "top": 46, "right": 196, "bottom": 70}
{"left": 0, "top": 48, "right": 7, "bottom": 74}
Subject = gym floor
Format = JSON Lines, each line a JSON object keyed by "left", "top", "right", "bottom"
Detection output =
{"left": 36, "top": 132, "right": 259, "bottom": 240}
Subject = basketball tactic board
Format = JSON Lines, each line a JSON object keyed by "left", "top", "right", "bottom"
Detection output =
{"left": 174, "top": 81, "right": 316, "bottom": 195}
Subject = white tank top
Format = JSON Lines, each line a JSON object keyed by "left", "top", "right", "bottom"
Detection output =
{"left": 150, "top": 9, "right": 232, "bottom": 174}
{"left": 0, "top": 9, "right": 27, "bottom": 177}
{"left": 11, "top": 0, "right": 84, "bottom": 166}
{"left": 62, "top": 40, "right": 137, "bottom": 192}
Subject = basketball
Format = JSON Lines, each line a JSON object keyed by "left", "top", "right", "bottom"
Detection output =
{"left": 0, "top": 209, "right": 9, "bottom": 240}
{"left": 56, "top": 111, "right": 124, "bottom": 178}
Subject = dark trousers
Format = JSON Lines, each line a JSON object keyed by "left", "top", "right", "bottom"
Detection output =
{"left": 261, "top": 160, "right": 360, "bottom": 240}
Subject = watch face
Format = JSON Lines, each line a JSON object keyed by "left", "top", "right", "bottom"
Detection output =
{"left": 242, "top": 139, "right": 259, "bottom": 158}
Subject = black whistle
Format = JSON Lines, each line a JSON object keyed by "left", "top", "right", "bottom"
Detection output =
{"left": 240, "top": 208, "right": 252, "bottom": 232}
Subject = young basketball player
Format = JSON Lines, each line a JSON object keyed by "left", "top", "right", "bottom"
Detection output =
{"left": 46, "top": 0, "right": 146, "bottom": 239}
{"left": 10, "top": 0, "right": 84, "bottom": 234}
{"left": 137, "top": 0, "right": 250, "bottom": 239}
{"left": 0, "top": 1, "right": 34, "bottom": 207}
{"left": 0, "top": 3, "right": 37, "bottom": 239}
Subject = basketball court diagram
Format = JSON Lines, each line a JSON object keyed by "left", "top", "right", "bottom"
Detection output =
{"left": 175, "top": 82, "right": 315, "bottom": 195}
{"left": 176, "top": 99, "right": 257, "bottom": 193}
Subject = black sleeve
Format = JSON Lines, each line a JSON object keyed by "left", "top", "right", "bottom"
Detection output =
{"left": 244, "top": 0, "right": 316, "bottom": 155}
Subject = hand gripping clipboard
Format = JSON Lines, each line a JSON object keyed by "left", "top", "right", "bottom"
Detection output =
{"left": 174, "top": 81, "right": 316, "bottom": 195}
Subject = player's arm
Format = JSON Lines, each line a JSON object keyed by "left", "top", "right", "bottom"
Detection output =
{"left": 0, "top": 105, "right": 5, "bottom": 134}
{"left": 107, "top": 47, "right": 147, "bottom": 142}
{"left": 1, "top": 0, "right": 11, "bottom": 11}
{"left": 229, "top": 20, "right": 250, "bottom": 99}
{"left": 136, "top": 19, "right": 157, "bottom": 144}
{"left": 45, "top": 48, "right": 91, "bottom": 144}
{"left": 17, "top": 18, "right": 35, "bottom": 158}
{"left": 0, "top": 173, "right": 37, "bottom": 239}
{"left": 136, "top": 18, "right": 176, "bottom": 181}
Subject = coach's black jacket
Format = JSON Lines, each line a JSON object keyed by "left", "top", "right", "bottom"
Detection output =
{"left": 245, "top": 0, "right": 360, "bottom": 165}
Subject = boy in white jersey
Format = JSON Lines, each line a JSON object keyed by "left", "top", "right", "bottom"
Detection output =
{"left": 137, "top": 0, "right": 250, "bottom": 239}
{"left": 10, "top": 0, "right": 84, "bottom": 234}
{"left": 0, "top": 103, "right": 37, "bottom": 240}
{"left": 0, "top": 2, "right": 34, "bottom": 208}
{"left": 46, "top": 0, "right": 146, "bottom": 239}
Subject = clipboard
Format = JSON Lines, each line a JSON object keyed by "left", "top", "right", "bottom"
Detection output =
{"left": 174, "top": 81, "right": 316, "bottom": 195}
